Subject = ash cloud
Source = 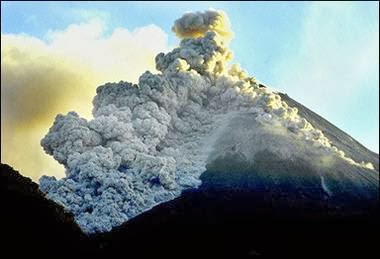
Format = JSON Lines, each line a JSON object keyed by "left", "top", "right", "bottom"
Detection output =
{"left": 172, "top": 10, "right": 232, "bottom": 41}
{"left": 1, "top": 21, "right": 168, "bottom": 180}
{"left": 38, "top": 10, "right": 375, "bottom": 234}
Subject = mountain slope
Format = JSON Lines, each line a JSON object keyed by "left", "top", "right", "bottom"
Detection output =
{"left": 90, "top": 181, "right": 378, "bottom": 258}
{"left": 0, "top": 164, "right": 86, "bottom": 257}
{"left": 90, "top": 93, "right": 378, "bottom": 257}
{"left": 1, "top": 88, "right": 378, "bottom": 257}
{"left": 280, "top": 93, "right": 379, "bottom": 171}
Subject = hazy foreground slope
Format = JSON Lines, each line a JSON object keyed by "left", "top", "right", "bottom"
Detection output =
{"left": 202, "top": 96, "right": 378, "bottom": 205}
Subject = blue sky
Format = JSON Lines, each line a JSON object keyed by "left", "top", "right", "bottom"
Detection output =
{"left": 2, "top": 1, "right": 379, "bottom": 152}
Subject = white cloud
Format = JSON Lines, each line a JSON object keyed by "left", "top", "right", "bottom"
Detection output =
{"left": 1, "top": 20, "right": 169, "bottom": 180}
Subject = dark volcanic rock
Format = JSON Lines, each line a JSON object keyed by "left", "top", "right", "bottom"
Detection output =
{"left": 1, "top": 162, "right": 378, "bottom": 258}
{"left": 0, "top": 164, "right": 86, "bottom": 257}
{"left": 90, "top": 186, "right": 378, "bottom": 258}
{"left": 91, "top": 150, "right": 378, "bottom": 257}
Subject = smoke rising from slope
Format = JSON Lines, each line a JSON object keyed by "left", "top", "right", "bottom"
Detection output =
{"left": 38, "top": 10, "right": 375, "bottom": 234}
{"left": 1, "top": 21, "right": 168, "bottom": 180}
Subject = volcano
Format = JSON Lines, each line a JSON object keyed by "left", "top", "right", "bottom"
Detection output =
{"left": 1, "top": 92, "right": 378, "bottom": 257}
{"left": 1, "top": 10, "right": 378, "bottom": 258}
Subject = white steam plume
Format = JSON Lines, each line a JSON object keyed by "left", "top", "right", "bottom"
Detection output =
{"left": 39, "top": 10, "right": 375, "bottom": 234}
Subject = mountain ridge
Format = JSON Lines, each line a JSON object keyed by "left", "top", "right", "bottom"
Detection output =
{"left": 280, "top": 93, "right": 379, "bottom": 170}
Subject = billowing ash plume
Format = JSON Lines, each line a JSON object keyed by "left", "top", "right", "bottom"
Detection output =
{"left": 172, "top": 10, "right": 232, "bottom": 40}
{"left": 39, "top": 10, "right": 374, "bottom": 234}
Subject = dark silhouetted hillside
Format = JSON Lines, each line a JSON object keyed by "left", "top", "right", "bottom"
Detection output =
{"left": 0, "top": 164, "right": 86, "bottom": 257}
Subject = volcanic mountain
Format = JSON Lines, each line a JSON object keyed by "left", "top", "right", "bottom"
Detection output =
{"left": 1, "top": 92, "right": 378, "bottom": 256}
{"left": 1, "top": 10, "right": 378, "bottom": 258}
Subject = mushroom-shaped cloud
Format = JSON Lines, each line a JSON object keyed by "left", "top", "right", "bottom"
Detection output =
{"left": 172, "top": 10, "right": 233, "bottom": 41}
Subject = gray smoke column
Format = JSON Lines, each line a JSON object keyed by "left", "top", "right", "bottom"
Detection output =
{"left": 39, "top": 10, "right": 374, "bottom": 234}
